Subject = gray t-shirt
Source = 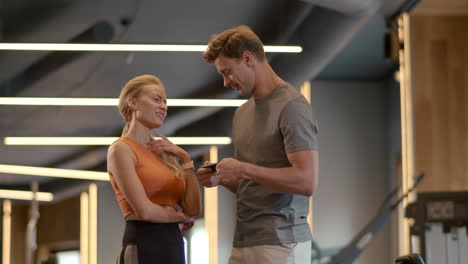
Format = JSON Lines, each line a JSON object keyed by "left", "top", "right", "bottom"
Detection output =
{"left": 232, "top": 83, "right": 319, "bottom": 248}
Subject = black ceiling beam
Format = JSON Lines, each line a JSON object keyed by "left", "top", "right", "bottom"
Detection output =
{"left": 0, "top": 20, "right": 114, "bottom": 96}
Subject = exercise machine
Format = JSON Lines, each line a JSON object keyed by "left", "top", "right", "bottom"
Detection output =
{"left": 405, "top": 192, "right": 468, "bottom": 264}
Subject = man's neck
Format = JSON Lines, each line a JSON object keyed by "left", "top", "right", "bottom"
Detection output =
{"left": 252, "top": 63, "right": 285, "bottom": 100}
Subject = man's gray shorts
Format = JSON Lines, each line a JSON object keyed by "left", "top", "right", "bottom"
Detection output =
{"left": 228, "top": 241, "right": 311, "bottom": 264}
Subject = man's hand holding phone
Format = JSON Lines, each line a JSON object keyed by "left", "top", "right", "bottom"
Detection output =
{"left": 195, "top": 162, "right": 219, "bottom": 187}
{"left": 200, "top": 162, "right": 218, "bottom": 171}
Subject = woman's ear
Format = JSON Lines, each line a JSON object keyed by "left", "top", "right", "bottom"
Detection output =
{"left": 128, "top": 98, "right": 137, "bottom": 111}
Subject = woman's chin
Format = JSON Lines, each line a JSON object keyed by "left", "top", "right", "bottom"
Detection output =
{"left": 150, "top": 122, "right": 163, "bottom": 130}
{"left": 142, "top": 119, "right": 164, "bottom": 130}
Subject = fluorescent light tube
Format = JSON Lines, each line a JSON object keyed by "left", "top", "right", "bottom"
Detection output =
{"left": 0, "top": 164, "right": 109, "bottom": 181}
{"left": 0, "top": 43, "right": 302, "bottom": 53}
{"left": 4, "top": 137, "right": 232, "bottom": 145}
{"left": 0, "top": 98, "right": 118, "bottom": 106}
{"left": 167, "top": 99, "right": 246, "bottom": 107}
{"left": 0, "top": 189, "right": 54, "bottom": 202}
{"left": 80, "top": 192, "right": 89, "bottom": 264}
{"left": 2, "top": 200, "right": 11, "bottom": 264}
{"left": 89, "top": 184, "right": 97, "bottom": 264}
{"left": 0, "top": 98, "right": 247, "bottom": 107}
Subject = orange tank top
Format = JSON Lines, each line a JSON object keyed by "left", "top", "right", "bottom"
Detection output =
{"left": 109, "top": 137, "right": 185, "bottom": 218}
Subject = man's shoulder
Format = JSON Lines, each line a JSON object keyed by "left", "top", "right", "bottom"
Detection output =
{"left": 234, "top": 97, "right": 254, "bottom": 114}
{"left": 272, "top": 83, "right": 303, "bottom": 106}
{"left": 277, "top": 84, "right": 311, "bottom": 112}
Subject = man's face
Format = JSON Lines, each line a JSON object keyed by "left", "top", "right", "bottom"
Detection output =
{"left": 214, "top": 54, "right": 254, "bottom": 96}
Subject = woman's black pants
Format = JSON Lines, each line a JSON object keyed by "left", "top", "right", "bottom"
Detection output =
{"left": 116, "top": 220, "right": 185, "bottom": 264}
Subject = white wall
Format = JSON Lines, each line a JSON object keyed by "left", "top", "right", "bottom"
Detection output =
{"left": 311, "top": 80, "right": 392, "bottom": 264}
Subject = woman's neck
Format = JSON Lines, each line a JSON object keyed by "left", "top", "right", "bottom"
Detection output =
{"left": 124, "top": 120, "right": 152, "bottom": 145}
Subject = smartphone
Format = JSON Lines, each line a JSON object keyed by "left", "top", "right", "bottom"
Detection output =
{"left": 200, "top": 162, "right": 218, "bottom": 171}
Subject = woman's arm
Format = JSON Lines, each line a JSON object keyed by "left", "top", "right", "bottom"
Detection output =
{"left": 146, "top": 132, "right": 201, "bottom": 217}
{"left": 107, "top": 141, "right": 192, "bottom": 223}
{"left": 179, "top": 161, "right": 202, "bottom": 217}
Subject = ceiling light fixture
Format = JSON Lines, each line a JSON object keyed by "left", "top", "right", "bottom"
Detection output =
{"left": 0, "top": 98, "right": 247, "bottom": 107}
{"left": 0, "top": 164, "right": 109, "bottom": 181}
{"left": 4, "top": 137, "right": 232, "bottom": 145}
{"left": 168, "top": 99, "right": 246, "bottom": 107}
{"left": 0, "top": 189, "right": 54, "bottom": 202}
{"left": 0, "top": 43, "right": 302, "bottom": 53}
{"left": 2, "top": 200, "right": 11, "bottom": 264}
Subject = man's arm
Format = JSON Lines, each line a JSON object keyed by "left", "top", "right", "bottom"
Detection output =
{"left": 217, "top": 149, "right": 318, "bottom": 196}
{"left": 220, "top": 179, "right": 240, "bottom": 193}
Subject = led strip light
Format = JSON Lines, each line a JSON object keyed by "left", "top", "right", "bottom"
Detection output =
{"left": 0, "top": 164, "right": 109, "bottom": 181}
{"left": 0, "top": 189, "right": 53, "bottom": 201}
{"left": 0, "top": 98, "right": 247, "bottom": 107}
{"left": 0, "top": 43, "right": 302, "bottom": 53}
{"left": 4, "top": 137, "right": 232, "bottom": 145}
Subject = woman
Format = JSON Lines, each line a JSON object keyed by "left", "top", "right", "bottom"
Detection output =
{"left": 107, "top": 75, "right": 201, "bottom": 263}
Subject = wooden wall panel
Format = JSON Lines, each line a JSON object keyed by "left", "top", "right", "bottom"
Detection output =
{"left": 411, "top": 15, "right": 468, "bottom": 191}
{"left": 36, "top": 196, "right": 80, "bottom": 245}
{"left": 11, "top": 205, "right": 28, "bottom": 264}
{"left": 415, "top": 0, "right": 468, "bottom": 15}
{"left": 10, "top": 196, "right": 80, "bottom": 264}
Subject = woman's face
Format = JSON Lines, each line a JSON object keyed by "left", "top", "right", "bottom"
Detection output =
{"left": 133, "top": 84, "right": 167, "bottom": 129}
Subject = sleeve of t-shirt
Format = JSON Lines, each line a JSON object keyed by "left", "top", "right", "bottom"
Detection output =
{"left": 279, "top": 96, "right": 319, "bottom": 153}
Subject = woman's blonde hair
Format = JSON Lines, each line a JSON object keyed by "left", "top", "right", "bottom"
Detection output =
{"left": 118, "top": 74, "right": 184, "bottom": 179}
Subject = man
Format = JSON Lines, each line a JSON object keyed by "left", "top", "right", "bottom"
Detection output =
{"left": 196, "top": 25, "right": 319, "bottom": 264}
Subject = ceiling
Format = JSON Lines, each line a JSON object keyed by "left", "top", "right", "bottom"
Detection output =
{"left": 0, "top": 0, "right": 410, "bottom": 196}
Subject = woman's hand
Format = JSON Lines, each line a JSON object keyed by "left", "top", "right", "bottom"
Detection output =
{"left": 147, "top": 131, "right": 190, "bottom": 162}
{"left": 169, "top": 211, "right": 194, "bottom": 224}
{"left": 125, "top": 208, "right": 193, "bottom": 224}
{"left": 179, "top": 221, "right": 195, "bottom": 232}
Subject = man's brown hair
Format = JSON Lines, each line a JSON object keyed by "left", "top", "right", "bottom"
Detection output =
{"left": 203, "top": 25, "right": 266, "bottom": 64}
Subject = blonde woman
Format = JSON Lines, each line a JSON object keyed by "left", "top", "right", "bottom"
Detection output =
{"left": 107, "top": 75, "right": 201, "bottom": 263}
